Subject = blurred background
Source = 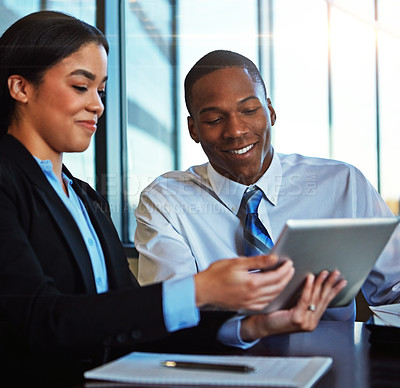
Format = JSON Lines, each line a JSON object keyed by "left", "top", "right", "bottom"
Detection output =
{"left": 1, "top": 0, "right": 399, "bottom": 248}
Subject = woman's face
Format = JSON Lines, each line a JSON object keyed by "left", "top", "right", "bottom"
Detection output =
{"left": 16, "top": 43, "right": 108, "bottom": 158}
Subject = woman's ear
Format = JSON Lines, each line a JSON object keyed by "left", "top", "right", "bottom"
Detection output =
{"left": 7, "top": 75, "right": 30, "bottom": 103}
{"left": 188, "top": 116, "right": 200, "bottom": 143}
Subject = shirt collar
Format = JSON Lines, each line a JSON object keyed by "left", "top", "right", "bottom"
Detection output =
{"left": 33, "top": 156, "right": 73, "bottom": 187}
{"left": 207, "top": 149, "right": 282, "bottom": 215}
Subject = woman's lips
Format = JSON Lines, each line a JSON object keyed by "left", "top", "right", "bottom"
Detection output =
{"left": 77, "top": 120, "right": 97, "bottom": 132}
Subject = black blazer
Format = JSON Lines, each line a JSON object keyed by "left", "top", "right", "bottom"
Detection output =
{"left": 0, "top": 135, "right": 233, "bottom": 386}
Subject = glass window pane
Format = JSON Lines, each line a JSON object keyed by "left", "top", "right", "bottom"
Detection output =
{"left": 45, "top": 0, "right": 96, "bottom": 21}
{"left": 0, "top": 1, "right": 40, "bottom": 34}
{"left": 125, "top": 0, "right": 176, "bottom": 241}
{"left": 272, "top": 0, "right": 330, "bottom": 157}
{"left": 330, "top": 3, "right": 377, "bottom": 187}
{"left": 331, "top": 0, "right": 376, "bottom": 21}
{"left": 378, "top": 0, "right": 400, "bottom": 214}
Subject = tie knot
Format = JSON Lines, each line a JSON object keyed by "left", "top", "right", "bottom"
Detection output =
{"left": 243, "top": 186, "right": 263, "bottom": 215}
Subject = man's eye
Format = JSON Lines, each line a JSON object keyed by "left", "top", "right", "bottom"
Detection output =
{"left": 243, "top": 107, "right": 259, "bottom": 115}
{"left": 73, "top": 86, "right": 87, "bottom": 93}
{"left": 98, "top": 90, "right": 106, "bottom": 98}
{"left": 205, "top": 117, "right": 222, "bottom": 125}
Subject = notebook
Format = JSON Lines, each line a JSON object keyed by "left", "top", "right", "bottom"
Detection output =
{"left": 84, "top": 351, "right": 332, "bottom": 388}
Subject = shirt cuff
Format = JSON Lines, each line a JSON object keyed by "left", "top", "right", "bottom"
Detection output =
{"left": 217, "top": 315, "right": 260, "bottom": 349}
{"left": 162, "top": 276, "right": 200, "bottom": 332}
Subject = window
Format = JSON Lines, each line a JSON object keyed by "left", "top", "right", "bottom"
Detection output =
{"left": 378, "top": 0, "right": 400, "bottom": 214}
{"left": 329, "top": 1, "right": 377, "bottom": 186}
{"left": 271, "top": 0, "right": 330, "bottom": 158}
{"left": 124, "top": 0, "right": 177, "bottom": 241}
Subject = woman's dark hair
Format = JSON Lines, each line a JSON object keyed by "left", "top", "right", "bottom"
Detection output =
{"left": 184, "top": 50, "right": 267, "bottom": 116}
{"left": 0, "top": 10, "right": 109, "bottom": 137}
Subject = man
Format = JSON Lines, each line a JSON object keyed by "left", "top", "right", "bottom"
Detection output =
{"left": 135, "top": 50, "right": 400, "bottom": 321}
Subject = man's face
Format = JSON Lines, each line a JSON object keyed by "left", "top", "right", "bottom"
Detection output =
{"left": 188, "top": 67, "right": 275, "bottom": 185}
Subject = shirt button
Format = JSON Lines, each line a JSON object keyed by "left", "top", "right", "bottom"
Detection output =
{"left": 88, "top": 238, "right": 94, "bottom": 246}
{"left": 96, "top": 278, "right": 103, "bottom": 287}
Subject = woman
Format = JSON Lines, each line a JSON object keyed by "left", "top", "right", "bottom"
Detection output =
{"left": 0, "top": 10, "right": 345, "bottom": 387}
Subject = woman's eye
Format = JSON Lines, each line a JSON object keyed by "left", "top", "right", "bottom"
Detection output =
{"left": 98, "top": 90, "right": 106, "bottom": 98}
{"left": 73, "top": 86, "right": 87, "bottom": 93}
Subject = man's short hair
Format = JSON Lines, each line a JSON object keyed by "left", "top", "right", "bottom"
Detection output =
{"left": 184, "top": 50, "right": 267, "bottom": 116}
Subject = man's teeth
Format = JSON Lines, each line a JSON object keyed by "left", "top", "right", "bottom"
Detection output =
{"left": 229, "top": 144, "right": 254, "bottom": 155}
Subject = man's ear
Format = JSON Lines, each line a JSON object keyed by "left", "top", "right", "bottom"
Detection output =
{"left": 188, "top": 116, "right": 200, "bottom": 143}
{"left": 7, "top": 75, "right": 31, "bottom": 103}
{"left": 267, "top": 98, "right": 276, "bottom": 126}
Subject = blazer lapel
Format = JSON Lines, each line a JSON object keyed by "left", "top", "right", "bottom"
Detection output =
{"left": 69, "top": 177, "right": 138, "bottom": 289}
{"left": 35, "top": 187, "right": 97, "bottom": 294}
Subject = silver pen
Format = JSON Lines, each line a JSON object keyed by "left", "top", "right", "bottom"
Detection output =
{"left": 161, "top": 360, "right": 256, "bottom": 373}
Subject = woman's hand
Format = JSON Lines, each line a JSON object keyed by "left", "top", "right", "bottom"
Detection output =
{"left": 240, "top": 270, "right": 348, "bottom": 341}
{"left": 194, "top": 255, "right": 294, "bottom": 310}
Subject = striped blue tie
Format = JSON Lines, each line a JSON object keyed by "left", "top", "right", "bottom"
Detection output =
{"left": 243, "top": 186, "right": 274, "bottom": 256}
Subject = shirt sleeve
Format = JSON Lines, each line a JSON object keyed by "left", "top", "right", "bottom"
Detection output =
{"left": 162, "top": 276, "right": 258, "bottom": 349}
{"left": 135, "top": 190, "right": 200, "bottom": 285}
{"left": 217, "top": 315, "right": 260, "bottom": 349}
{"left": 162, "top": 276, "right": 200, "bottom": 332}
{"left": 352, "top": 166, "right": 400, "bottom": 306}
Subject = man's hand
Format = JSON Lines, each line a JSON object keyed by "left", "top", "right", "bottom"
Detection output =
{"left": 194, "top": 255, "right": 294, "bottom": 310}
{"left": 240, "top": 270, "right": 348, "bottom": 341}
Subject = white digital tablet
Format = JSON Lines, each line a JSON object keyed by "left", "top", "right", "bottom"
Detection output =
{"left": 241, "top": 217, "right": 399, "bottom": 315}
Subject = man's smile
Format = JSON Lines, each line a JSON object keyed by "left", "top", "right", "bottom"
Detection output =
{"left": 224, "top": 143, "right": 255, "bottom": 155}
